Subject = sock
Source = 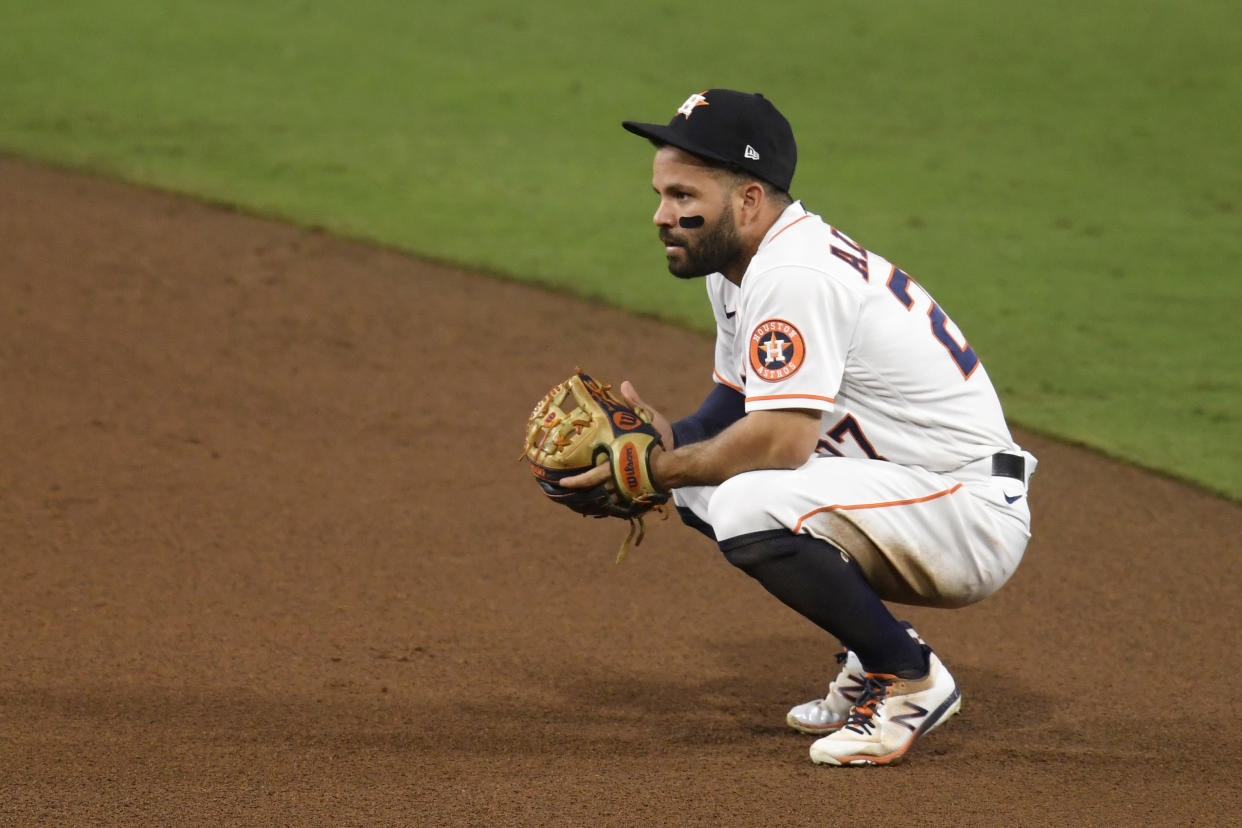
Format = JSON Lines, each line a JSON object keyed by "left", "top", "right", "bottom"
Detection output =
{"left": 721, "top": 531, "right": 927, "bottom": 678}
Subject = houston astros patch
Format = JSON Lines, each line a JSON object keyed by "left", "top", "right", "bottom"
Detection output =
{"left": 750, "top": 319, "right": 805, "bottom": 381}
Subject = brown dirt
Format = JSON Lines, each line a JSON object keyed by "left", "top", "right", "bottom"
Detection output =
{"left": 2, "top": 156, "right": 1240, "bottom": 826}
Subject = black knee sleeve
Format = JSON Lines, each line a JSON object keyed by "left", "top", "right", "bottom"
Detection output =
{"left": 716, "top": 530, "right": 926, "bottom": 677}
{"left": 720, "top": 529, "right": 798, "bottom": 570}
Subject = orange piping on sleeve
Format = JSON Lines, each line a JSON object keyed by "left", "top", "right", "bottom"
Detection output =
{"left": 713, "top": 371, "right": 744, "bottom": 392}
{"left": 746, "top": 393, "right": 835, "bottom": 404}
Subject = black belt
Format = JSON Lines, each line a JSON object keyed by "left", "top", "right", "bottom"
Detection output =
{"left": 991, "top": 452, "right": 1025, "bottom": 481}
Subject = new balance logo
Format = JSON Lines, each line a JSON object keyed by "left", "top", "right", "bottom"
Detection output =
{"left": 889, "top": 701, "right": 928, "bottom": 732}
{"left": 835, "top": 673, "right": 865, "bottom": 701}
{"left": 744, "top": 144, "right": 761, "bottom": 160}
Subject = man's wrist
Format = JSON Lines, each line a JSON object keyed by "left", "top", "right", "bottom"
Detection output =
{"left": 650, "top": 446, "right": 674, "bottom": 492}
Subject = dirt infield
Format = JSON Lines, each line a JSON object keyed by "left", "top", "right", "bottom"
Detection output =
{"left": 2, "top": 157, "right": 1240, "bottom": 826}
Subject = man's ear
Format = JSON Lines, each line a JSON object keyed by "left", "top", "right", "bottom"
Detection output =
{"left": 736, "top": 180, "right": 767, "bottom": 225}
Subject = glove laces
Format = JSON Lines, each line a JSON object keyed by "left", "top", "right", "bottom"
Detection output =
{"left": 615, "top": 503, "right": 667, "bottom": 563}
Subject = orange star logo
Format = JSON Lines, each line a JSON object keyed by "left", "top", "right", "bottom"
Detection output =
{"left": 677, "top": 91, "right": 710, "bottom": 119}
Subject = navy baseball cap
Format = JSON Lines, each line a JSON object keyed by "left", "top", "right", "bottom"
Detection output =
{"left": 623, "top": 89, "right": 797, "bottom": 193}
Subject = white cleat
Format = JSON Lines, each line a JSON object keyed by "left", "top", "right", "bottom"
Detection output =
{"left": 809, "top": 648, "right": 961, "bottom": 767}
{"left": 786, "top": 623, "right": 925, "bottom": 735}
{"left": 786, "top": 649, "right": 865, "bottom": 734}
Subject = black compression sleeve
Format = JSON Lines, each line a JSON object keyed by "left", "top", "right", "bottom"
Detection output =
{"left": 670, "top": 383, "right": 746, "bottom": 448}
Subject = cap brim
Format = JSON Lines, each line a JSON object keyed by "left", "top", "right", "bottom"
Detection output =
{"left": 621, "top": 120, "right": 735, "bottom": 168}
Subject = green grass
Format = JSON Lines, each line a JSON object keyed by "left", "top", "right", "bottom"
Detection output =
{"left": 3, "top": 0, "right": 1239, "bottom": 498}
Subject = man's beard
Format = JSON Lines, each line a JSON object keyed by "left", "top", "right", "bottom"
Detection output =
{"left": 660, "top": 203, "right": 745, "bottom": 279}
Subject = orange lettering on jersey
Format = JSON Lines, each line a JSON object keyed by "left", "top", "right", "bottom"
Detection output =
{"left": 749, "top": 319, "right": 806, "bottom": 382}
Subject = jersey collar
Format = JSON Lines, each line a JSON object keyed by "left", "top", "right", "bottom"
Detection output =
{"left": 756, "top": 200, "right": 809, "bottom": 252}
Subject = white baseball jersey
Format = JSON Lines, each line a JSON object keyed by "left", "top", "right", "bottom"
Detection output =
{"left": 681, "top": 201, "right": 1035, "bottom": 606}
{"left": 705, "top": 201, "right": 1019, "bottom": 473}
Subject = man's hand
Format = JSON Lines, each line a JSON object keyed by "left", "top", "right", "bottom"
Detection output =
{"left": 558, "top": 458, "right": 613, "bottom": 490}
{"left": 561, "top": 380, "right": 671, "bottom": 491}
{"left": 524, "top": 371, "right": 669, "bottom": 516}
{"left": 618, "top": 381, "right": 674, "bottom": 450}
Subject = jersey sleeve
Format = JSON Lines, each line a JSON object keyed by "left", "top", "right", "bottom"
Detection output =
{"left": 741, "top": 265, "right": 860, "bottom": 413}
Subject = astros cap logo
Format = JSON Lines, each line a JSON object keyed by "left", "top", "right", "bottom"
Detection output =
{"left": 677, "top": 91, "right": 710, "bottom": 119}
{"left": 749, "top": 318, "right": 806, "bottom": 382}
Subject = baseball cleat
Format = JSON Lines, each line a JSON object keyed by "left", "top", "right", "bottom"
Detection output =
{"left": 786, "top": 649, "right": 864, "bottom": 734}
{"left": 785, "top": 623, "right": 925, "bottom": 735}
{"left": 808, "top": 647, "right": 960, "bottom": 767}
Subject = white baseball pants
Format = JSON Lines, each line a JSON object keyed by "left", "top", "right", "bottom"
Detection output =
{"left": 673, "top": 452, "right": 1036, "bottom": 608}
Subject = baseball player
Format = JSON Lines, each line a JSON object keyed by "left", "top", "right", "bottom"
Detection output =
{"left": 563, "top": 88, "right": 1035, "bottom": 766}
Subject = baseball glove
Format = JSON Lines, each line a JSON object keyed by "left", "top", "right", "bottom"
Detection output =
{"left": 522, "top": 370, "right": 669, "bottom": 559}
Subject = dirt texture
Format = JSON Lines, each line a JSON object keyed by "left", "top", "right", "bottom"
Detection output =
{"left": 2, "top": 157, "right": 1240, "bottom": 826}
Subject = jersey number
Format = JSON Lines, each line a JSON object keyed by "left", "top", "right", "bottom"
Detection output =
{"left": 816, "top": 414, "right": 887, "bottom": 460}
{"left": 830, "top": 233, "right": 980, "bottom": 379}
{"left": 885, "top": 266, "right": 979, "bottom": 378}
